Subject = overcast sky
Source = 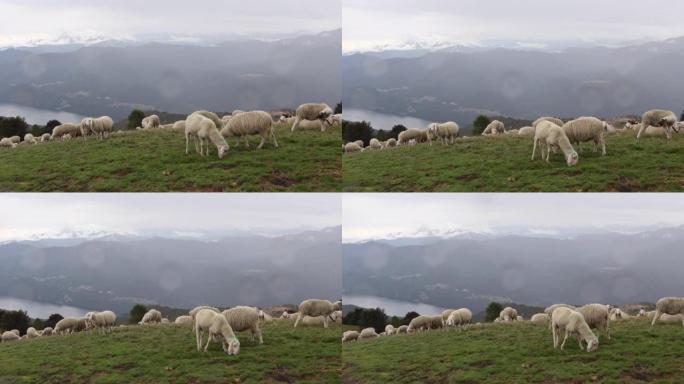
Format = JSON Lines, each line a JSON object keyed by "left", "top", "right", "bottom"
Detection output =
{"left": 343, "top": 194, "right": 684, "bottom": 242}
{"left": 0, "top": 0, "right": 341, "bottom": 48}
{"left": 343, "top": 0, "right": 684, "bottom": 52}
{"left": 0, "top": 194, "right": 340, "bottom": 241}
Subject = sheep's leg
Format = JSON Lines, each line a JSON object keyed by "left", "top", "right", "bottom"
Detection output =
{"left": 323, "top": 317, "right": 329, "bottom": 328}
{"left": 552, "top": 325, "right": 558, "bottom": 348}
{"left": 636, "top": 125, "right": 645, "bottom": 141}
{"left": 560, "top": 330, "right": 569, "bottom": 350}
{"left": 257, "top": 135, "right": 266, "bottom": 149}
{"left": 531, "top": 140, "right": 538, "bottom": 160}
{"left": 293, "top": 315, "right": 301, "bottom": 328}
{"left": 651, "top": 310, "right": 661, "bottom": 327}
{"left": 204, "top": 333, "right": 212, "bottom": 352}
{"left": 271, "top": 129, "right": 279, "bottom": 148}
{"left": 290, "top": 117, "right": 300, "bottom": 132}
{"left": 185, "top": 135, "right": 190, "bottom": 154}
{"left": 601, "top": 138, "right": 606, "bottom": 156}
{"left": 195, "top": 327, "right": 202, "bottom": 351}
{"left": 243, "top": 136, "right": 250, "bottom": 148}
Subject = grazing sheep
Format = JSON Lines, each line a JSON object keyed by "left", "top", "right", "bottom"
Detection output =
{"left": 609, "top": 308, "right": 630, "bottom": 321}
{"left": 232, "top": 110, "right": 245, "bottom": 116}
{"left": 194, "top": 309, "right": 240, "bottom": 355}
{"left": 54, "top": 317, "right": 87, "bottom": 334}
{"left": 651, "top": 297, "right": 684, "bottom": 327}
{"left": 23, "top": 133, "right": 37, "bottom": 144}
{"left": 385, "top": 138, "right": 397, "bottom": 148}
{"left": 299, "top": 315, "right": 330, "bottom": 326}
{"left": 175, "top": 315, "right": 193, "bottom": 325}
{"left": 161, "top": 318, "right": 170, "bottom": 324}
{"left": 185, "top": 112, "right": 229, "bottom": 158}
{"left": 141, "top": 115, "right": 161, "bottom": 130}
{"left": 221, "top": 306, "right": 263, "bottom": 344}
{"left": 427, "top": 122, "right": 459, "bottom": 145}
{"left": 385, "top": 324, "right": 396, "bottom": 335}
{"left": 1, "top": 331, "right": 19, "bottom": 342}
{"left": 499, "top": 307, "right": 518, "bottom": 322}
{"left": 52, "top": 123, "right": 80, "bottom": 139}
{"left": 482, "top": 120, "right": 505, "bottom": 136}
{"left": 220, "top": 110, "right": 278, "bottom": 149}
{"left": 441, "top": 309, "right": 456, "bottom": 324}
{"left": 359, "top": 327, "right": 379, "bottom": 339}
{"left": 40, "top": 133, "right": 51, "bottom": 142}
{"left": 0, "top": 138, "right": 15, "bottom": 148}
{"left": 294, "top": 299, "right": 341, "bottom": 328}
{"left": 25, "top": 327, "right": 40, "bottom": 338}
{"left": 342, "top": 330, "right": 360, "bottom": 343}
{"left": 551, "top": 307, "right": 599, "bottom": 352}
{"left": 9, "top": 136, "right": 20, "bottom": 144}
{"left": 407, "top": 315, "right": 431, "bottom": 333}
{"left": 531, "top": 313, "right": 550, "bottom": 325}
{"left": 172, "top": 120, "right": 186, "bottom": 133}
{"left": 533, "top": 117, "right": 564, "bottom": 128}
{"left": 576, "top": 304, "right": 610, "bottom": 340}
{"left": 638, "top": 125, "right": 680, "bottom": 138}
{"left": 657, "top": 314, "right": 684, "bottom": 323}
{"left": 637, "top": 109, "right": 678, "bottom": 140}
{"left": 532, "top": 121, "right": 579, "bottom": 166}
{"left": 291, "top": 103, "right": 333, "bottom": 132}
{"left": 139, "top": 309, "right": 162, "bottom": 325}
{"left": 447, "top": 308, "right": 473, "bottom": 328}
{"left": 279, "top": 116, "right": 296, "bottom": 126}
{"left": 518, "top": 126, "right": 535, "bottom": 136}
{"left": 562, "top": 117, "right": 606, "bottom": 155}
{"left": 398, "top": 128, "right": 427, "bottom": 145}
{"left": 428, "top": 315, "right": 444, "bottom": 330}
{"left": 40, "top": 327, "right": 53, "bottom": 336}
{"left": 80, "top": 116, "right": 114, "bottom": 139}
{"left": 396, "top": 325, "right": 409, "bottom": 334}
{"left": 369, "top": 138, "right": 382, "bottom": 149}
{"left": 85, "top": 311, "right": 117, "bottom": 334}
{"left": 544, "top": 304, "right": 576, "bottom": 315}
{"left": 344, "top": 142, "right": 363, "bottom": 153}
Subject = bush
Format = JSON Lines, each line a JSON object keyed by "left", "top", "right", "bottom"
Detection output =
{"left": 0, "top": 310, "right": 30, "bottom": 335}
{"left": 129, "top": 304, "right": 148, "bottom": 324}
{"left": 46, "top": 313, "right": 64, "bottom": 329}
{"left": 0, "top": 116, "right": 29, "bottom": 138}
{"left": 127, "top": 109, "right": 145, "bottom": 130}
{"left": 343, "top": 307, "right": 388, "bottom": 333}
{"left": 485, "top": 302, "right": 503, "bottom": 322}
{"left": 472, "top": 115, "right": 492, "bottom": 136}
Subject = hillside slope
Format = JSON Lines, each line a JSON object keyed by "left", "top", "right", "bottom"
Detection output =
{"left": 342, "top": 318, "right": 684, "bottom": 383}
{"left": 0, "top": 321, "right": 341, "bottom": 384}
{"left": 0, "top": 124, "right": 341, "bottom": 192}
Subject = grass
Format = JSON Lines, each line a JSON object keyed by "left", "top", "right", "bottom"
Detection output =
{"left": 0, "top": 320, "right": 341, "bottom": 384}
{"left": 0, "top": 124, "right": 341, "bottom": 192}
{"left": 342, "top": 132, "right": 684, "bottom": 191}
{"left": 342, "top": 318, "right": 684, "bottom": 384}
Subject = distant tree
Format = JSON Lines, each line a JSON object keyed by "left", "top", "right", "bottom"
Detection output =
{"left": 0, "top": 116, "right": 29, "bottom": 138}
{"left": 390, "top": 125, "right": 407, "bottom": 138}
{"left": 46, "top": 119, "right": 61, "bottom": 133}
{"left": 31, "top": 318, "right": 46, "bottom": 330}
{"left": 129, "top": 304, "right": 148, "bottom": 324}
{"left": 402, "top": 311, "right": 420, "bottom": 325}
{"left": 334, "top": 102, "right": 342, "bottom": 114}
{"left": 681, "top": 110, "right": 684, "bottom": 121}
{"left": 388, "top": 315, "right": 403, "bottom": 327}
{"left": 342, "top": 307, "right": 388, "bottom": 333}
{"left": 46, "top": 313, "right": 63, "bottom": 329}
{"left": 472, "top": 115, "right": 492, "bottom": 136}
{"left": 127, "top": 109, "right": 145, "bottom": 130}
{"left": 0, "top": 310, "right": 30, "bottom": 335}
{"left": 30, "top": 124, "right": 44, "bottom": 136}
{"left": 485, "top": 302, "right": 503, "bottom": 322}
{"left": 342, "top": 120, "right": 373, "bottom": 146}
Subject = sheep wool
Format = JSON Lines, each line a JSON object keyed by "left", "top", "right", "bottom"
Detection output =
{"left": 551, "top": 307, "right": 599, "bottom": 352}
{"left": 651, "top": 297, "right": 684, "bottom": 327}
{"left": 638, "top": 109, "right": 678, "bottom": 140}
{"left": 291, "top": 103, "right": 333, "bottom": 132}
{"left": 342, "top": 330, "right": 360, "bottom": 343}
{"left": 220, "top": 110, "right": 278, "bottom": 149}
{"left": 294, "top": 299, "right": 341, "bottom": 328}
{"left": 562, "top": 117, "right": 607, "bottom": 156}
{"left": 576, "top": 304, "right": 610, "bottom": 340}
{"left": 221, "top": 306, "right": 263, "bottom": 344}
{"left": 194, "top": 309, "right": 240, "bottom": 355}
{"left": 359, "top": 327, "right": 379, "bottom": 339}
{"left": 532, "top": 121, "right": 579, "bottom": 166}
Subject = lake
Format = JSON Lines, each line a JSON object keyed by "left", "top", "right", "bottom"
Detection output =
{"left": 343, "top": 108, "right": 432, "bottom": 131}
{"left": 343, "top": 294, "right": 447, "bottom": 317}
{"left": 0, "top": 296, "right": 93, "bottom": 319}
{"left": 0, "top": 103, "right": 86, "bottom": 125}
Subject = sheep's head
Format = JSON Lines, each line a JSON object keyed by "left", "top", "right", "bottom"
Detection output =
{"left": 218, "top": 145, "right": 228, "bottom": 159}
{"left": 586, "top": 338, "right": 599, "bottom": 352}
{"left": 222, "top": 338, "right": 240, "bottom": 355}
{"left": 318, "top": 107, "right": 333, "bottom": 120}
{"left": 659, "top": 115, "right": 676, "bottom": 128}
{"left": 566, "top": 151, "right": 579, "bottom": 167}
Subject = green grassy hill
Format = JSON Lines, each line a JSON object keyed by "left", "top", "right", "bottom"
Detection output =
{"left": 0, "top": 124, "right": 341, "bottom": 192}
{"left": 0, "top": 320, "right": 341, "bottom": 384}
{"left": 342, "top": 132, "right": 684, "bottom": 192}
{"left": 342, "top": 318, "right": 684, "bottom": 383}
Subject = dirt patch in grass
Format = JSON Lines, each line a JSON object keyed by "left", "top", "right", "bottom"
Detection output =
{"left": 620, "top": 363, "right": 663, "bottom": 382}
{"left": 265, "top": 366, "right": 296, "bottom": 383}
{"left": 469, "top": 359, "right": 496, "bottom": 368}
{"left": 113, "top": 362, "right": 136, "bottom": 371}
{"left": 263, "top": 169, "right": 297, "bottom": 188}
{"left": 455, "top": 173, "right": 480, "bottom": 182}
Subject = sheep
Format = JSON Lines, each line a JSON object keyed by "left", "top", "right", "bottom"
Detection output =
{"left": 161, "top": 318, "right": 170, "bottom": 323}
{"left": 396, "top": 325, "right": 408, "bottom": 334}
{"left": 172, "top": 120, "right": 186, "bottom": 132}
{"left": 530, "top": 313, "right": 550, "bottom": 325}
{"left": 40, "top": 327, "right": 53, "bottom": 336}
{"left": 637, "top": 109, "right": 678, "bottom": 140}
{"left": 141, "top": 115, "right": 161, "bottom": 130}
{"left": 385, "top": 324, "right": 396, "bottom": 335}
{"left": 344, "top": 142, "right": 363, "bottom": 154}
{"left": 407, "top": 315, "right": 432, "bottom": 333}
{"left": 576, "top": 304, "right": 610, "bottom": 340}
{"left": 609, "top": 308, "right": 630, "bottom": 321}
{"left": 638, "top": 125, "right": 680, "bottom": 138}
{"left": 232, "top": 110, "right": 245, "bottom": 116}
{"left": 185, "top": 112, "right": 229, "bottom": 159}
{"left": 342, "top": 330, "right": 360, "bottom": 343}
{"left": 532, "top": 121, "right": 579, "bottom": 166}
{"left": 446, "top": 308, "right": 473, "bottom": 328}
{"left": 54, "top": 317, "right": 87, "bottom": 334}
{"left": 219, "top": 110, "right": 278, "bottom": 149}
{"left": 656, "top": 314, "right": 684, "bottom": 323}
{"left": 551, "top": 307, "right": 599, "bottom": 352}
{"left": 359, "top": 327, "right": 379, "bottom": 339}
{"left": 80, "top": 116, "right": 114, "bottom": 139}
{"left": 441, "top": 309, "right": 456, "bottom": 324}
{"left": 139, "top": 309, "right": 162, "bottom": 325}
{"left": 221, "top": 306, "right": 263, "bottom": 344}
{"left": 9, "top": 136, "right": 20, "bottom": 144}
{"left": 369, "top": 138, "right": 382, "bottom": 150}
{"left": 651, "top": 297, "right": 684, "bottom": 327}
{"left": 1, "top": 331, "right": 19, "bottom": 342}
{"left": 300, "top": 315, "right": 330, "bottom": 326}
{"left": 26, "top": 327, "right": 40, "bottom": 338}
{"left": 175, "top": 315, "right": 193, "bottom": 325}
{"left": 10, "top": 329, "right": 19, "bottom": 336}
{"left": 482, "top": 120, "right": 505, "bottom": 136}
{"left": 85, "top": 310, "right": 117, "bottom": 333}
{"left": 353, "top": 140, "right": 364, "bottom": 148}
{"left": 397, "top": 128, "right": 427, "bottom": 145}
{"left": 562, "top": 117, "right": 606, "bottom": 156}
{"left": 194, "top": 309, "right": 240, "bottom": 355}
{"left": 23, "top": 133, "right": 37, "bottom": 144}
{"left": 51, "top": 123, "right": 80, "bottom": 139}
{"left": 279, "top": 116, "right": 296, "bottom": 126}
{"left": 385, "top": 138, "right": 397, "bottom": 148}
{"left": 533, "top": 117, "right": 564, "bottom": 128}
{"left": 516, "top": 316, "right": 524, "bottom": 321}
{"left": 427, "top": 121, "right": 459, "bottom": 145}
{"left": 40, "top": 133, "right": 51, "bottom": 142}
{"left": 498, "top": 307, "right": 518, "bottom": 322}
{"left": 294, "top": 299, "right": 341, "bottom": 328}
{"left": 427, "top": 315, "right": 444, "bottom": 330}
{"left": 291, "top": 103, "right": 333, "bottom": 132}
{"left": 280, "top": 311, "right": 292, "bottom": 319}
{"left": 331, "top": 114, "right": 342, "bottom": 124}
{"left": 0, "top": 138, "right": 15, "bottom": 148}
{"left": 544, "top": 304, "right": 576, "bottom": 315}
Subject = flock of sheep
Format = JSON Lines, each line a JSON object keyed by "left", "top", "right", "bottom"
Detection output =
{"left": 0, "top": 102, "right": 341, "bottom": 160}
{"left": 342, "top": 296, "right": 684, "bottom": 353}
{"left": 343, "top": 109, "right": 682, "bottom": 167}
{"left": 0, "top": 298, "right": 342, "bottom": 358}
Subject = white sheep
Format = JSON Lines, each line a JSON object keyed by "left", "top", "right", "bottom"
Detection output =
{"left": 638, "top": 125, "right": 679, "bottom": 138}
{"left": 518, "top": 126, "right": 535, "bottom": 136}
{"left": 40, "top": 133, "right": 51, "bottom": 142}
{"left": 26, "top": 327, "right": 40, "bottom": 338}
{"left": 532, "top": 121, "right": 579, "bottom": 166}
{"left": 344, "top": 142, "right": 363, "bottom": 153}
{"left": 656, "top": 314, "right": 684, "bottom": 323}
{"left": 551, "top": 307, "right": 599, "bottom": 352}
{"left": 142, "top": 115, "right": 161, "bottom": 130}
{"left": 232, "top": 110, "right": 245, "bottom": 116}
{"left": 407, "top": 315, "right": 431, "bottom": 333}
{"left": 194, "top": 309, "right": 240, "bottom": 355}
{"left": 221, "top": 306, "right": 263, "bottom": 344}
{"left": 385, "top": 138, "right": 397, "bottom": 148}
{"left": 369, "top": 138, "right": 382, "bottom": 150}
{"left": 175, "top": 315, "right": 193, "bottom": 325}
{"left": 80, "top": 116, "right": 114, "bottom": 140}
{"left": 359, "top": 327, "right": 379, "bottom": 339}
{"left": 85, "top": 310, "right": 117, "bottom": 334}
{"left": 427, "top": 122, "right": 459, "bottom": 145}
{"left": 294, "top": 299, "right": 341, "bottom": 328}
{"left": 185, "top": 112, "right": 229, "bottom": 158}
{"left": 533, "top": 117, "right": 564, "bottom": 128}
{"left": 0, "top": 138, "right": 15, "bottom": 148}
{"left": 447, "top": 308, "right": 473, "bottom": 328}
{"left": 482, "top": 120, "right": 505, "bottom": 136}
{"left": 530, "top": 313, "right": 550, "bottom": 325}
{"left": 1, "top": 331, "right": 20, "bottom": 342}
{"left": 342, "top": 330, "right": 360, "bottom": 343}
{"left": 637, "top": 109, "right": 678, "bottom": 140}
{"left": 40, "top": 327, "right": 53, "bottom": 336}
{"left": 219, "top": 110, "right": 278, "bottom": 149}
{"left": 291, "top": 103, "right": 333, "bottom": 132}
{"left": 397, "top": 128, "right": 427, "bottom": 145}
{"left": 499, "top": 307, "right": 518, "bottom": 322}
{"left": 9, "top": 136, "right": 20, "bottom": 144}
{"left": 441, "top": 309, "right": 456, "bottom": 324}
{"left": 23, "top": 133, "right": 37, "bottom": 144}
{"left": 651, "top": 297, "right": 684, "bottom": 327}
{"left": 396, "top": 325, "right": 408, "bottom": 334}
{"left": 353, "top": 140, "right": 364, "bottom": 148}
{"left": 385, "top": 324, "right": 396, "bottom": 336}
{"left": 544, "top": 304, "right": 576, "bottom": 315}
{"left": 576, "top": 303, "right": 610, "bottom": 340}
{"left": 562, "top": 117, "right": 607, "bottom": 156}
{"left": 173, "top": 120, "right": 186, "bottom": 133}
{"left": 139, "top": 309, "right": 162, "bottom": 325}
{"left": 54, "top": 317, "right": 87, "bottom": 334}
